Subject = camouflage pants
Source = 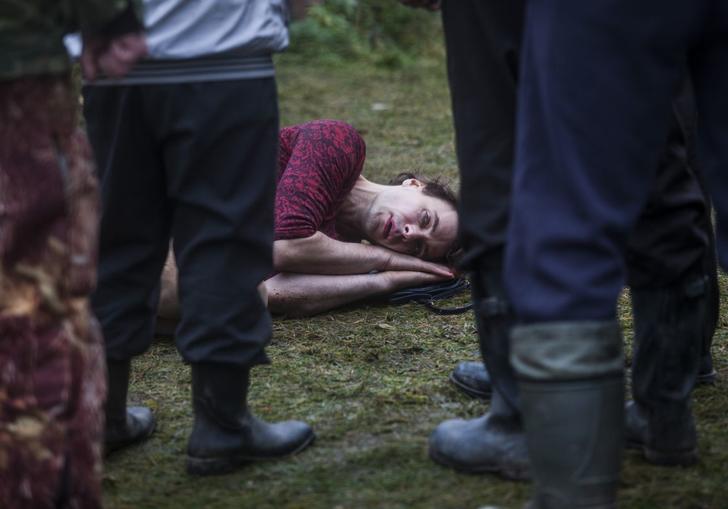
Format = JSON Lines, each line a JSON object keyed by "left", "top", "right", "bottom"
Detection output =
{"left": 0, "top": 75, "right": 105, "bottom": 509}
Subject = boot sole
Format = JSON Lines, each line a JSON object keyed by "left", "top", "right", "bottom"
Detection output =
{"left": 644, "top": 446, "right": 699, "bottom": 467}
{"left": 627, "top": 439, "right": 698, "bottom": 467}
{"left": 448, "top": 373, "right": 492, "bottom": 400}
{"left": 428, "top": 444, "right": 530, "bottom": 481}
{"left": 186, "top": 432, "right": 316, "bottom": 476}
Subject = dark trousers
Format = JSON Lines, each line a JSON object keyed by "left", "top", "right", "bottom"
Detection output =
{"left": 442, "top": 0, "right": 524, "bottom": 271}
{"left": 444, "top": 0, "right": 711, "bottom": 284}
{"left": 84, "top": 79, "right": 278, "bottom": 366}
{"left": 505, "top": 0, "right": 728, "bottom": 323}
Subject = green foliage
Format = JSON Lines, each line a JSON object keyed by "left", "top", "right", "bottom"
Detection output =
{"left": 288, "top": 0, "right": 444, "bottom": 68}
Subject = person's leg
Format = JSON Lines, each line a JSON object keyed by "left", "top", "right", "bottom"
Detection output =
{"left": 624, "top": 85, "right": 712, "bottom": 465}
{"left": 156, "top": 79, "right": 313, "bottom": 475}
{"left": 0, "top": 76, "right": 105, "bottom": 508}
{"left": 443, "top": 0, "right": 520, "bottom": 402}
{"left": 507, "top": 1, "right": 700, "bottom": 506}
{"left": 428, "top": 0, "right": 529, "bottom": 479}
{"left": 84, "top": 85, "right": 163, "bottom": 452}
{"left": 164, "top": 78, "right": 275, "bottom": 368}
{"left": 691, "top": 5, "right": 728, "bottom": 272}
{"left": 671, "top": 80, "right": 720, "bottom": 385}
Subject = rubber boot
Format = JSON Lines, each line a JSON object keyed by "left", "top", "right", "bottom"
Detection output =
{"left": 697, "top": 245, "right": 719, "bottom": 385}
{"left": 186, "top": 363, "right": 315, "bottom": 476}
{"left": 105, "top": 359, "right": 156, "bottom": 454}
{"left": 430, "top": 268, "right": 529, "bottom": 480}
{"left": 697, "top": 181, "right": 719, "bottom": 385}
{"left": 513, "top": 321, "right": 624, "bottom": 509}
{"left": 625, "top": 272, "right": 703, "bottom": 466}
{"left": 429, "top": 387, "right": 529, "bottom": 480}
{"left": 449, "top": 360, "right": 492, "bottom": 399}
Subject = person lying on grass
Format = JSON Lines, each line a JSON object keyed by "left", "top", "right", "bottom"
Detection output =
{"left": 158, "top": 119, "right": 460, "bottom": 320}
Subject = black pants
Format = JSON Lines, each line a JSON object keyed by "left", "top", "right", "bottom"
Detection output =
{"left": 84, "top": 79, "right": 278, "bottom": 367}
{"left": 442, "top": 0, "right": 713, "bottom": 290}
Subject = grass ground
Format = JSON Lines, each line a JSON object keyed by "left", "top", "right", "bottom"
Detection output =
{"left": 103, "top": 53, "right": 728, "bottom": 509}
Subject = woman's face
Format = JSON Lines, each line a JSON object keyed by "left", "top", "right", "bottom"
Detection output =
{"left": 364, "top": 179, "right": 458, "bottom": 261}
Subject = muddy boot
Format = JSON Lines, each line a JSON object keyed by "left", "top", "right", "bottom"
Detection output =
{"left": 186, "top": 363, "right": 315, "bottom": 476}
{"left": 430, "top": 267, "right": 528, "bottom": 479}
{"left": 698, "top": 250, "right": 719, "bottom": 385}
{"left": 626, "top": 272, "right": 703, "bottom": 466}
{"left": 513, "top": 321, "right": 624, "bottom": 509}
{"left": 698, "top": 200, "right": 719, "bottom": 385}
{"left": 429, "top": 387, "right": 529, "bottom": 480}
{"left": 696, "top": 272, "right": 718, "bottom": 384}
{"left": 105, "top": 359, "right": 156, "bottom": 454}
{"left": 449, "top": 361, "right": 493, "bottom": 399}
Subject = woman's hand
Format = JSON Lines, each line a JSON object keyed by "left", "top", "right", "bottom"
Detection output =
{"left": 382, "top": 270, "right": 453, "bottom": 292}
{"left": 380, "top": 250, "right": 454, "bottom": 278}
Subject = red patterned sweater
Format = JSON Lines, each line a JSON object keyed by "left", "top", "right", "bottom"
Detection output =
{"left": 275, "top": 120, "right": 366, "bottom": 241}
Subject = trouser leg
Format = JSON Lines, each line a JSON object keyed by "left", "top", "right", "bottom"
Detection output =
{"left": 84, "top": 86, "right": 172, "bottom": 361}
{"left": 670, "top": 81, "right": 720, "bottom": 383}
{"left": 626, "top": 79, "right": 717, "bottom": 386}
{"left": 428, "top": 0, "right": 529, "bottom": 480}
{"left": 622, "top": 83, "right": 709, "bottom": 465}
{"left": 84, "top": 86, "right": 162, "bottom": 452}
{"left": 442, "top": 0, "right": 524, "bottom": 403}
{"left": 690, "top": 5, "right": 728, "bottom": 269}
{"left": 443, "top": 0, "right": 523, "bottom": 269}
{"left": 687, "top": 5, "right": 728, "bottom": 379}
{"left": 506, "top": 1, "right": 705, "bottom": 506}
{"left": 0, "top": 76, "right": 105, "bottom": 509}
{"left": 158, "top": 79, "right": 277, "bottom": 367}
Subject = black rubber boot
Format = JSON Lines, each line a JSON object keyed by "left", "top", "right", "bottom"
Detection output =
{"left": 513, "top": 321, "right": 624, "bottom": 509}
{"left": 105, "top": 359, "right": 156, "bottom": 455}
{"left": 186, "top": 363, "right": 315, "bottom": 476}
{"left": 626, "top": 272, "right": 704, "bottom": 466}
{"left": 697, "top": 246, "right": 719, "bottom": 385}
{"left": 429, "top": 388, "right": 529, "bottom": 480}
{"left": 449, "top": 361, "right": 492, "bottom": 399}
{"left": 698, "top": 354, "right": 717, "bottom": 385}
{"left": 430, "top": 267, "right": 529, "bottom": 480}
{"left": 697, "top": 188, "right": 719, "bottom": 386}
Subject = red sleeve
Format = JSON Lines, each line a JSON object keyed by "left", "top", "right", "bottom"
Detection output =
{"left": 275, "top": 120, "right": 366, "bottom": 240}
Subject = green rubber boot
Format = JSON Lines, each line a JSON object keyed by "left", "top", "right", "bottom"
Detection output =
{"left": 513, "top": 321, "right": 624, "bottom": 509}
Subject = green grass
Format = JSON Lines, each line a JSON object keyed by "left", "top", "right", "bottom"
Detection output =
{"left": 103, "top": 55, "right": 728, "bottom": 509}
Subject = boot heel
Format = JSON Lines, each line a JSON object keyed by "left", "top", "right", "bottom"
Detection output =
{"left": 644, "top": 447, "right": 698, "bottom": 467}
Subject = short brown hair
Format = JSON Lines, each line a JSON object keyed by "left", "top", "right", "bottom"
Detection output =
{"left": 389, "top": 172, "right": 462, "bottom": 265}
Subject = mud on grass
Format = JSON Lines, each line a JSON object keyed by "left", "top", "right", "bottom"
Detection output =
{"left": 102, "top": 56, "right": 728, "bottom": 508}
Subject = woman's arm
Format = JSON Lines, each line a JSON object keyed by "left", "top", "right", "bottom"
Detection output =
{"left": 158, "top": 236, "right": 454, "bottom": 321}
{"left": 157, "top": 251, "right": 268, "bottom": 322}
{"left": 265, "top": 270, "right": 450, "bottom": 317}
{"left": 273, "top": 231, "right": 453, "bottom": 277}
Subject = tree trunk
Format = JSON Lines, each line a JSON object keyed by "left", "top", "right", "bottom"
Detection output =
{"left": 290, "top": 0, "right": 323, "bottom": 20}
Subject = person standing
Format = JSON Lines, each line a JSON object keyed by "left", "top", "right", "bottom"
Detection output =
{"left": 506, "top": 1, "right": 728, "bottom": 506}
{"left": 80, "top": 0, "right": 315, "bottom": 475}
{"left": 0, "top": 1, "right": 146, "bottom": 507}
{"left": 398, "top": 0, "right": 718, "bottom": 488}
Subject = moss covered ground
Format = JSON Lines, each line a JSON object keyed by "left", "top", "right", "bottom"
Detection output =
{"left": 103, "top": 53, "right": 728, "bottom": 509}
